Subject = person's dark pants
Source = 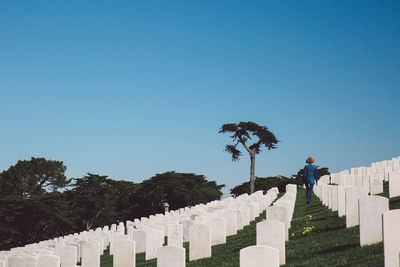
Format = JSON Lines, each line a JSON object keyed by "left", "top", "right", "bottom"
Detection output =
{"left": 305, "top": 183, "right": 314, "bottom": 203}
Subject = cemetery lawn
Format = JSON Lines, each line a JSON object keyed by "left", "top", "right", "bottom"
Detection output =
{"left": 100, "top": 183, "right": 400, "bottom": 267}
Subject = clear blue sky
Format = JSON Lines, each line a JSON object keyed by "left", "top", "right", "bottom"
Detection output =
{"left": 1, "top": 1, "right": 400, "bottom": 196}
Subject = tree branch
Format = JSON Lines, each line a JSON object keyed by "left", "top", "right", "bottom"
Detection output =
{"left": 239, "top": 137, "right": 253, "bottom": 154}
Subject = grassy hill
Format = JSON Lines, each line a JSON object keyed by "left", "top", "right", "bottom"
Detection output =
{"left": 100, "top": 182, "right": 400, "bottom": 266}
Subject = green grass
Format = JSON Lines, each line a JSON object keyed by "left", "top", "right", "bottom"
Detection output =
{"left": 100, "top": 183, "right": 400, "bottom": 266}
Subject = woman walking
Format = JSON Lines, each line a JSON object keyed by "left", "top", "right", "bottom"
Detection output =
{"left": 303, "top": 157, "right": 318, "bottom": 204}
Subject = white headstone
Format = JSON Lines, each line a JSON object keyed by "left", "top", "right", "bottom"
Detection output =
{"left": 131, "top": 230, "right": 146, "bottom": 253}
{"left": 67, "top": 243, "right": 80, "bottom": 263}
{"left": 110, "top": 235, "right": 130, "bottom": 255}
{"left": 331, "top": 186, "right": 338, "bottom": 212}
{"left": 55, "top": 245, "right": 77, "bottom": 267}
{"left": 156, "top": 246, "right": 185, "bottom": 267}
{"left": 224, "top": 210, "right": 238, "bottom": 236}
{"left": 81, "top": 242, "right": 100, "bottom": 267}
{"left": 256, "top": 220, "right": 285, "bottom": 265}
{"left": 234, "top": 210, "right": 244, "bottom": 230}
{"left": 113, "top": 239, "right": 135, "bottom": 267}
{"left": 145, "top": 228, "right": 164, "bottom": 260}
{"left": 383, "top": 209, "right": 400, "bottom": 267}
{"left": 208, "top": 217, "right": 226, "bottom": 245}
{"left": 369, "top": 175, "right": 383, "bottom": 195}
{"left": 337, "top": 186, "right": 346, "bottom": 217}
{"left": 189, "top": 224, "right": 211, "bottom": 261}
{"left": 239, "top": 208, "right": 250, "bottom": 226}
{"left": 274, "top": 200, "right": 292, "bottom": 226}
{"left": 358, "top": 196, "right": 389, "bottom": 246}
{"left": 266, "top": 206, "right": 289, "bottom": 241}
{"left": 240, "top": 245, "right": 279, "bottom": 267}
{"left": 167, "top": 224, "right": 183, "bottom": 247}
{"left": 345, "top": 187, "right": 368, "bottom": 228}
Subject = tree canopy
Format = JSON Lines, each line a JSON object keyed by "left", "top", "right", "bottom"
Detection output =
{"left": 0, "top": 157, "right": 69, "bottom": 197}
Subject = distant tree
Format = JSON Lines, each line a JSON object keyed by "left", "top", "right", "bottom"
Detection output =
{"left": 230, "top": 176, "right": 296, "bottom": 197}
{"left": 0, "top": 157, "right": 69, "bottom": 197}
{"left": 219, "top": 122, "right": 279, "bottom": 194}
{"left": 67, "top": 173, "right": 138, "bottom": 230}
{"left": 0, "top": 192, "right": 77, "bottom": 250}
{"left": 292, "top": 166, "right": 330, "bottom": 185}
{"left": 131, "top": 172, "right": 225, "bottom": 218}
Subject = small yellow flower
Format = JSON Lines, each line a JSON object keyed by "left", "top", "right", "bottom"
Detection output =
{"left": 291, "top": 233, "right": 294, "bottom": 236}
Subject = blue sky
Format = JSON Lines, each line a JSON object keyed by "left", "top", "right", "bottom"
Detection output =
{"left": 1, "top": 1, "right": 400, "bottom": 196}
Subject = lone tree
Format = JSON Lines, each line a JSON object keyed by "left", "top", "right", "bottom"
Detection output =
{"left": 219, "top": 121, "right": 279, "bottom": 194}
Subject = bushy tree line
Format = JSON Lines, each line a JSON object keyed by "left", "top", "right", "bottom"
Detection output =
{"left": 0, "top": 158, "right": 224, "bottom": 250}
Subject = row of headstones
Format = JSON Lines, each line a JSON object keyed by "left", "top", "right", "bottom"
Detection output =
{"left": 107, "top": 187, "right": 281, "bottom": 266}
{"left": 0, "top": 223, "right": 121, "bottom": 267}
{"left": 0, "top": 188, "right": 280, "bottom": 267}
{"left": 0, "top": 240, "right": 103, "bottom": 267}
{"left": 99, "top": 187, "right": 281, "bottom": 266}
{"left": 118, "top": 188, "right": 279, "bottom": 261}
{"left": 315, "top": 156, "right": 400, "bottom": 267}
{"left": 239, "top": 184, "right": 298, "bottom": 267}
{"left": 330, "top": 156, "right": 400, "bottom": 197}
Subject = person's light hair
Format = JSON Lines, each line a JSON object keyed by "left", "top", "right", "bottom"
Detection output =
{"left": 306, "top": 157, "right": 315, "bottom": 164}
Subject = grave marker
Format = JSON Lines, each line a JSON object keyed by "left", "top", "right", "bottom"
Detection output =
{"left": 358, "top": 196, "right": 388, "bottom": 246}
{"left": 256, "top": 220, "right": 285, "bottom": 265}
{"left": 157, "top": 246, "right": 185, "bottom": 267}
{"left": 189, "top": 224, "right": 211, "bottom": 261}
{"left": 240, "top": 245, "right": 279, "bottom": 267}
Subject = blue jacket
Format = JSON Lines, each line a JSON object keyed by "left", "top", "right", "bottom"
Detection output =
{"left": 303, "top": 164, "right": 318, "bottom": 184}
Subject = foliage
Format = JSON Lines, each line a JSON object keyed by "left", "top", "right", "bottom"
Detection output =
{"left": 0, "top": 192, "right": 77, "bottom": 250}
{"left": 230, "top": 176, "right": 297, "bottom": 197}
{"left": 0, "top": 157, "right": 69, "bottom": 197}
{"left": 219, "top": 121, "right": 279, "bottom": 161}
{"left": 131, "top": 172, "right": 225, "bottom": 218}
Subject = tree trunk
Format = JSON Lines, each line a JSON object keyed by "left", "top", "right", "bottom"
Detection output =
{"left": 249, "top": 152, "right": 255, "bottom": 194}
